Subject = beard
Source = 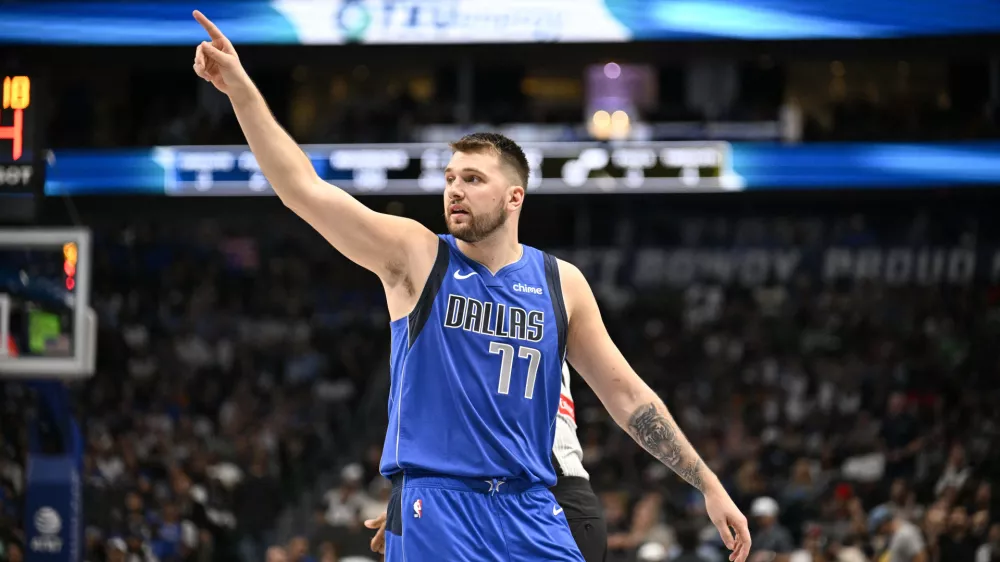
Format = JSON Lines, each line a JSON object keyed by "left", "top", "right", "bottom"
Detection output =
{"left": 446, "top": 199, "right": 507, "bottom": 243}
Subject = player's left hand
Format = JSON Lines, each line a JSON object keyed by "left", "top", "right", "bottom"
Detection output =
{"left": 704, "top": 486, "right": 751, "bottom": 562}
{"left": 364, "top": 511, "right": 387, "bottom": 554}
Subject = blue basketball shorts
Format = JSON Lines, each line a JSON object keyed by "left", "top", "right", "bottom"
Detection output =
{"left": 385, "top": 472, "right": 586, "bottom": 561}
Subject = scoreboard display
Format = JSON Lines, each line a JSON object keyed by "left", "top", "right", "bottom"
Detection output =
{"left": 153, "top": 141, "right": 742, "bottom": 196}
{"left": 0, "top": 74, "right": 44, "bottom": 222}
{"left": 42, "top": 141, "right": 1000, "bottom": 196}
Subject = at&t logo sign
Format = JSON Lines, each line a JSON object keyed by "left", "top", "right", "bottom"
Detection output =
{"left": 30, "top": 507, "right": 63, "bottom": 553}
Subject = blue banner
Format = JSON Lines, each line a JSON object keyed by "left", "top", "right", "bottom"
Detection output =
{"left": 608, "top": 0, "right": 1000, "bottom": 40}
{"left": 2, "top": 0, "right": 999, "bottom": 45}
{"left": 44, "top": 141, "right": 1000, "bottom": 196}
{"left": 25, "top": 382, "right": 82, "bottom": 562}
{"left": 0, "top": 2, "right": 298, "bottom": 45}
{"left": 732, "top": 142, "right": 1000, "bottom": 189}
{"left": 25, "top": 458, "right": 81, "bottom": 562}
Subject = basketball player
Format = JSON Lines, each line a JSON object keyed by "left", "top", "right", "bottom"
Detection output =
{"left": 191, "top": 10, "right": 751, "bottom": 562}
{"left": 364, "top": 363, "right": 608, "bottom": 561}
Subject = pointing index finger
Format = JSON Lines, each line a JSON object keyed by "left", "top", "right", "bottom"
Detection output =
{"left": 193, "top": 10, "right": 224, "bottom": 40}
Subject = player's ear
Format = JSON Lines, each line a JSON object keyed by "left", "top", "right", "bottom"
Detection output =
{"left": 508, "top": 184, "right": 525, "bottom": 210}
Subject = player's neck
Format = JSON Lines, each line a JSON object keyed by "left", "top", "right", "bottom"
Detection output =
{"left": 455, "top": 232, "right": 522, "bottom": 275}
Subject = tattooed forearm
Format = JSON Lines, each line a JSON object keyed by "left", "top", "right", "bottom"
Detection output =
{"left": 627, "top": 403, "right": 706, "bottom": 491}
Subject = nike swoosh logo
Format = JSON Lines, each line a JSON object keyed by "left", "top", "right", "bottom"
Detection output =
{"left": 454, "top": 270, "right": 478, "bottom": 280}
{"left": 552, "top": 506, "right": 564, "bottom": 516}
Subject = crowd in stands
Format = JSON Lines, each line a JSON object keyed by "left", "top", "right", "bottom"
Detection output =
{"left": 583, "top": 280, "right": 999, "bottom": 562}
{"left": 1, "top": 219, "right": 387, "bottom": 562}
{"left": 302, "top": 209, "right": 1000, "bottom": 562}
{"left": 2, "top": 208, "right": 1000, "bottom": 562}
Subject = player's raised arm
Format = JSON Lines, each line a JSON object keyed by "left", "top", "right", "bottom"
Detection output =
{"left": 190, "top": 11, "right": 437, "bottom": 286}
{"left": 559, "top": 260, "right": 752, "bottom": 562}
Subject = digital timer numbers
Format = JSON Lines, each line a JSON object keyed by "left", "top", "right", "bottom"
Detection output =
{"left": 1, "top": 76, "right": 30, "bottom": 161}
{"left": 3, "top": 76, "right": 30, "bottom": 110}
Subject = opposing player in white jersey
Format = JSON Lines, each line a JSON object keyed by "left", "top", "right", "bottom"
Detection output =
{"left": 549, "top": 363, "right": 608, "bottom": 562}
{"left": 367, "top": 363, "right": 608, "bottom": 562}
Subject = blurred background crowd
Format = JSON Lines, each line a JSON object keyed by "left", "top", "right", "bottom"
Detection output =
{"left": 2, "top": 2, "right": 1000, "bottom": 562}
{"left": 4, "top": 204, "right": 1000, "bottom": 562}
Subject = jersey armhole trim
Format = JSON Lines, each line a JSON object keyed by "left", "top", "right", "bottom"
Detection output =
{"left": 543, "top": 253, "right": 568, "bottom": 360}
{"left": 551, "top": 451, "right": 566, "bottom": 478}
{"left": 407, "top": 237, "right": 451, "bottom": 348}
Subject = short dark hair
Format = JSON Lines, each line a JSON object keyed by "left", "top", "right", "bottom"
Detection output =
{"left": 449, "top": 132, "right": 530, "bottom": 188}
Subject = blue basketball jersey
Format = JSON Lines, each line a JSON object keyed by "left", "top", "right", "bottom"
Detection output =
{"left": 379, "top": 235, "right": 568, "bottom": 486}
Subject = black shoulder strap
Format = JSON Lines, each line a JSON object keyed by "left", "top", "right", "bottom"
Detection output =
{"left": 408, "top": 238, "right": 451, "bottom": 348}
{"left": 543, "top": 252, "right": 568, "bottom": 360}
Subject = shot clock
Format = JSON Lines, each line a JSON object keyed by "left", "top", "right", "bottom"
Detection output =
{"left": 0, "top": 74, "right": 44, "bottom": 223}
{"left": 1, "top": 75, "right": 30, "bottom": 161}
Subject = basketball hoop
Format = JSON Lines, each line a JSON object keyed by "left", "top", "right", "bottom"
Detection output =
{"left": 0, "top": 229, "right": 96, "bottom": 379}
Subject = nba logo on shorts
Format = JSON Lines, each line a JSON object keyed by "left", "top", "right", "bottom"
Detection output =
{"left": 413, "top": 499, "right": 423, "bottom": 518}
